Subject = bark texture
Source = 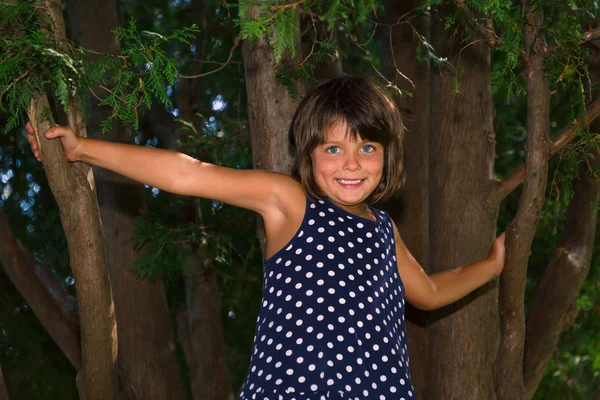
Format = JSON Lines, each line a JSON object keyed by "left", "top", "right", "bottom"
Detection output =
{"left": 168, "top": 1, "right": 235, "bottom": 394}
{"left": 185, "top": 260, "right": 234, "bottom": 400}
{"left": 380, "top": 1, "right": 430, "bottom": 398}
{"left": 0, "top": 365, "right": 10, "bottom": 400}
{"left": 523, "top": 151, "right": 600, "bottom": 398}
{"left": 29, "top": 94, "right": 118, "bottom": 400}
{"left": 428, "top": 6, "right": 499, "bottom": 399}
{"left": 0, "top": 209, "right": 81, "bottom": 369}
{"left": 65, "top": 1, "right": 186, "bottom": 399}
{"left": 494, "top": 4, "right": 550, "bottom": 399}
{"left": 29, "top": 2, "right": 119, "bottom": 398}
{"left": 242, "top": 3, "right": 302, "bottom": 177}
{"left": 242, "top": 1, "right": 303, "bottom": 258}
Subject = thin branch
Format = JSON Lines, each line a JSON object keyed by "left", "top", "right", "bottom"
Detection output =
{"left": 389, "top": 26, "right": 415, "bottom": 89}
{"left": 179, "top": 36, "right": 240, "bottom": 79}
{"left": 271, "top": 0, "right": 305, "bottom": 11}
{"left": 297, "top": 16, "right": 317, "bottom": 67}
{"left": 497, "top": 96, "right": 600, "bottom": 201}
{"left": 0, "top": 67, "right": 33, "bottom": 100}
{"left": 453, "top": 0, "right": 502, "bottom": 48}
{"left": 98, "top": 84, "right": 125, "bottom": 103}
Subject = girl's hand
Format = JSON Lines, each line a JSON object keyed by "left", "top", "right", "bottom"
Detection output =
{"left": 487, "top": 232, "right": 506, "bottom": 277}
{"left": 25, "top": 123, "right": 82, "bottom": 162}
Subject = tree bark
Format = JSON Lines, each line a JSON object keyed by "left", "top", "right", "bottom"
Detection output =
{"left": 163, "top": 1, "right": 235, "bottom": 395}
{"left": 494, "top": 3, "right": 550, "bottom": 399}
{"left": 29, "top": 94, "right": 118, "bottom": 400}
{"left": 241, "top": 1, "right": 303, "bottom": 257}
{"left": 28, "top": 2, "right": 119, "bottom": 398}
{"left": 427, "top": 5, "right": 499, "bottom": 399}
{"left": 0, "top": 209, "right": 81, "bottom": 370}
{"left": 523, "top": 150, "right": 600, "bottom": 398}
{"left": 185, "top": 258, "right": 234, "bottom": 400}
{"left": 380, "top": 1, "right": 430, "bottom": 398}
{"left": 65, "top": 1, "right": 186, "bottom": 399}
{"left": 0, "top": 365, "right": 10, "bottom": 400}
{"left": 241, "top": 5, "right": 301, "bottom": 176}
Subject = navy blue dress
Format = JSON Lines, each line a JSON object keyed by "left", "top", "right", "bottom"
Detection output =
{"left": 238, "top": 197, "right": 416, "bottom": 399}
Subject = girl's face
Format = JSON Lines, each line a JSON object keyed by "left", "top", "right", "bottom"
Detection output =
{"left": 311, "top": 122, "right": 384, "bottom": 211}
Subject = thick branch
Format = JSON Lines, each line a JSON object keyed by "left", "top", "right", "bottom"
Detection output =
{"left": 494, "top": 3, "right": 549, "bottom": 399}
{"left": 523, "top": 150, "right": 600, "bottom": 398}
{"left": 0, "top": 209, "right": 81, "bottom": 369}
{"left": 0, "top": 365, "right": 10, "bottom": 400}
{"left": 497, "top": 96, "right": 600, "bottom": 201}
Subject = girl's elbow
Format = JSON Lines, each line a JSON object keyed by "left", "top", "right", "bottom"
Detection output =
{"left": 410, "top": 283, "right": 439, "bottom": 311}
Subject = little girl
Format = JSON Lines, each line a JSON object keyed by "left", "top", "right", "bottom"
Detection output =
{"left": 26, "top": 75, "right": 505, "bottom": 400}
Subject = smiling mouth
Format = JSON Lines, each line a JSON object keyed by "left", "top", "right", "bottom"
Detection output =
{"left": 336, "top": 179, "right": 365, "bottom": 185}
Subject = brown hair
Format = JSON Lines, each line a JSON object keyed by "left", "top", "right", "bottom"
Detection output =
{"left": 289, "top": 75, "right": 405, "bottom": 203}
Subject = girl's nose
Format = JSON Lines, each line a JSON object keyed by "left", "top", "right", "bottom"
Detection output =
{"left": 343, "top": 153, "right": 361, "bottom": 171}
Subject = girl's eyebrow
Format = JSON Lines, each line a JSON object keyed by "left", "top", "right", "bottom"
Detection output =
{"left": 322, "top": 138, "right": 373, "bottom": 145}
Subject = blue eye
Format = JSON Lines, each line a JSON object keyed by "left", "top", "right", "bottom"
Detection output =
{"left": 361, "top": 144, "right": 375, "bottom": 152}
{"left": 326, "top": 146, "right": 340, "bottom": 154}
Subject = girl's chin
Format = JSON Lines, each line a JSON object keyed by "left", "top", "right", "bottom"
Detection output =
{"left": 329, "top": 192, "right": 369, "bottom": 205}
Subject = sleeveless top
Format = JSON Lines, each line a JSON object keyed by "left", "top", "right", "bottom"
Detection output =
{"left": 238, "top": 196, "right": 416, "bottom": 400}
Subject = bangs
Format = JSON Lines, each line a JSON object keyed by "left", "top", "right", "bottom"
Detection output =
{"left": 321, "top": 114, "right": 389, "bottom": 146}
{"left": 316, "top": 84, "right": 392, "bottom": 146}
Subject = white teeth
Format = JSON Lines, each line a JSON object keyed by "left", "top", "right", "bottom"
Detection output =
{"left": 338, "top": 179, "right": 362, "bottom": 184}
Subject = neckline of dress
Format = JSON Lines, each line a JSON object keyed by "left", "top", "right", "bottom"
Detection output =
{"left": 322, "top": 197, "right": 379, "bottom": 225}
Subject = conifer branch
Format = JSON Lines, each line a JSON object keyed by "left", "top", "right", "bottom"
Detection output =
{"left": 179, "top": 36, "right": 240, "bottom": 79}
{"left": 547, "top": 26, "right": 600, "bottom": 53}
{"left": 497, "top": 96, "right": 600, "bottom": 201}
{"left": 453, "top": 0, "right": 502, "bottom": 48}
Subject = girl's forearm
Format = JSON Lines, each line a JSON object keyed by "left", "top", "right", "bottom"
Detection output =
{"left": 78, "top": 137, "right": 200, "bottom": 195}
{"left": 427, "top": 258, "right": 500, "bottom": 309}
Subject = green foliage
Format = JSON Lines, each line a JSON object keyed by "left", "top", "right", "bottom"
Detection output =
{"left": 235, "top": 0, "right": 385, "bottom": 95}
{"left": 0, "top": 4, "right": 199, "bottom": 134}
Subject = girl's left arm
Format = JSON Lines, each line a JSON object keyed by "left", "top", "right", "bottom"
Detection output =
{"left": 392, "top": 222, "right": 505, "bottom": 311}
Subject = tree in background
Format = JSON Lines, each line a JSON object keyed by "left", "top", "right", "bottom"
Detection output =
{"left": 0, "top": 1, "right": 599, "bottom": 399}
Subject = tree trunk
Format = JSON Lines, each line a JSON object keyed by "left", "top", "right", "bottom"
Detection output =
{"left": 0, "top": 365, "right": 10, "bottom": 400}
{"left": 28, "top": 2, "right": 119, "bottom": 398}
{"left": 163, "top": 1, "right": 236, "bottom": 395}
{"left": 380, "top": 1, "right": 430, "bottom": 398}
{"left": 29, "top": 94, "right": 118, "bottom": 400}
{"left": 185, "top": 258, "right": 234, "bottom": 400}
{"left": 241, "top": 5, "right": 302, "bottom": 173}
{"left": 0, "top": 209, "right": 81, "bottom": 370}
{"left": 427, "top": 6, "right": 499, "bottom": 400}
{"left": 522, "top": 150, "right": 600, "bottom": 398}
{"left": 494, "top": 3, "right": 550, "bottom": 399}
{"left": 65, "top": 1, "right": 186, "bottom": 399}
{"left": 241, "top": 1, "right": 303, "bottom": 260}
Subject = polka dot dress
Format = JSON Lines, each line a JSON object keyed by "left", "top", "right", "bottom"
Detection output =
{"left": 238, "top": 197, "right": 415, "bottom": 400}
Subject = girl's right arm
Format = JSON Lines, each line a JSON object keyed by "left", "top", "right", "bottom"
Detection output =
{"left": 25, "top": 124, "right": 305, "bottom": 218}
